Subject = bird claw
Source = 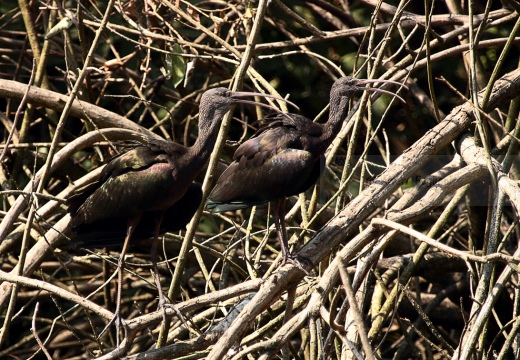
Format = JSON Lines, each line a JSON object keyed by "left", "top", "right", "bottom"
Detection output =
{"left": 281, "top": 254, "right": 313, "bottom": 276}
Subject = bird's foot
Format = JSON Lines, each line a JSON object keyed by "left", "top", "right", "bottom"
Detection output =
{"left": 157, "top": 297, "right": 169, "bottom": 327}
{"left": 281, "top": 253, "right": 313, "bottom": 276}
{"left": 153, "top": 276, "right": 186, "bottom": 328}
{"left": 99, "top": 310, "right": 127, "bottom": 346}
{"left": 159, "top": 301, "right": 192, "bottom": 330}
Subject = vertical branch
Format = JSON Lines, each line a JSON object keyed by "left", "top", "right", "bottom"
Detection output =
{"left": 0, "top": 61, "right": 37, "bottom": 348}
{"left": 158, "top": 0, "right": 271, "bottom": 348}
{"left": 456, "top": 1, "right": 502, "bottom": 358}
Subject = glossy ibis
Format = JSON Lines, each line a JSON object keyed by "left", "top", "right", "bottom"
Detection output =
{"left": 206, "top": 77, "right": 407, "bottom": 269}
{"left": 66, "top": 87, "right": 297, "bottom": 343}
{"left": 67, "top": 183, "right": 202, "bottom": 249}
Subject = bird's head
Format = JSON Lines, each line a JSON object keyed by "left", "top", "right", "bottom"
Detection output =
{"left": 332, "top": 76, "right": 408, "bottom": 103}
{"left": 199, "top": 87, "right": 299, "bottom": 123}
{"left": 199, "top": 87, "right": 237, "bottom": 115}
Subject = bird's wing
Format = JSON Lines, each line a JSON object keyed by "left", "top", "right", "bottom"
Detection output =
{"left": 208, "top": 114, "right": 327, "bottom": 212}
{"left": 254, "top": 113, "right": 322, "bottom": 137}
{"left": 68, "top": 183, "right": 202, "bottom": 248}
{"left": 208, "top": 146, "right": 322, "bottom": 212}
{"left": 99, "top": 145, "right": 166, "bottom": 180}
{"left": 68, "top": 146, "right": 180, "bottom": 227}
{"left": 208, "top": 148, "right": 320, "bottom": 211}
{"left": 66, "top": 180, "right": 103, "bottom": 216}
{"left": 233, "top": 124, "right": 304, "bottom": 167}
{"left": 138, "top": 135, "right": 186, "bottom": 155}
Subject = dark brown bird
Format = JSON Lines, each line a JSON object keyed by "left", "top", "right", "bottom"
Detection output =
{"left": 67, "top": 183, "right": 202, "bottom": 249}
{"left": 206, "top": 77, "right": 407, "bottom": 268}
{"left": 66, "top": 87, "right": 297, "bottom": 343}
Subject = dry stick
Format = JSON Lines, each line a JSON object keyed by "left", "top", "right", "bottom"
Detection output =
{"left": 497, "top": 314, "right": 520, "bottom": 360}
{"left": 370, "top": 219, "right": 518, "bottom": 266}
{"left": 31, "top": 0, "right": 117, "bottom": 210}
{"left": 342, "top": 114, "right": 372, "bottom": 354}
{"left": 266, "top": 222, "right": 442, "bottom": 358}
{"left": 334, "top": 137, "right": 492, "bottom": 353}
{"left": 342, "top": 7, "right": 407, "bottom": 350}
{"left": 293, "top": 164, "right": 468, "bottom": 357}
{"left": 0, "top": 79, "right": 156, "bottom": 141}
{"left": 423, "top": 0, "right": 442, "bottom": 122}
{"left": 18, "top": 5, "right": 56, "bottom": 143}
{"left": 453, "top": 135, "right": 518, "bottom": 360}
{"left": 387, "top": 163, "right": 488, "bottom": 224}
{"left": 336, "top": 0, "right": 407, "bottom": 213}
{"left": 204, "top": 68, "right": 520, "bottom": 360}
{"left": 339, "top": 260, "right": 375, "bottom": 360}
{"left": 399, "top": 290, "right": 454, "bottom": 355}
{"left": 0, "top": 79, "right": 159, "bottom": 243}
{"left": 164, "top": 297, "right": 238, "bottom": 344}
{"left": 78, "top": 8, "right": 512, "bottom": 55}
{"left": 0, "top": 61, "right": 35, "bottom": 164}
{"left": 309, "top": 314, "right": 318, "bottom": 360}
{"left": 437, "top": 76, "right": 520, "bottom": 147}
{"left": 387, "top": 133, "right": 520, "bottom": 359}
{"left": 17, "top": 0, "right": 42, "bottom": 66}
{"left": 248, "top": 231, "right": 389, "bottom": 359}
{"left": 93, "top": 285, "right": 258, "bottom": 360}
{"left": 455, "top": 247, "right": 520, "bottom": 360}
{"left": 282, "top": 285, "right": 297, "bottom": 359}
{"left": 239, "top": 9, "right": 512, "bottom": 52}
{"left": 502, "top": 95, "right": 520, "bottom": 173}
{"left": 235, "top": 312, "right": 309, "bottom": 360}
{"left": 124, "top": 280, "right": 262, "bottom": 333}
{"left": 396, "top": 283, "right": 463, "bottom": 359}
{"left": 236, "top": 297, "right": 312, "bottom": 359}
{"left": 320, "top": 307, "right": 365, "bottom": 360}
{"left": 31, "top": 302, "right": 54, "bottom": 360}
{"left": 0, "top": 129, "right": 148, "bottom": 312}
{"left": 241, "top": 289, "right": 311, "bottom": 344}
{"left": 272, "top": 0, "right": 325, "bottom": 37}
{"left": 0, "top": 61, "right": 37, "bottom": 348}
{"left": 366, "top": 189, "right": 468, "bottom": 346}
{"left": 365, "top": 133, "right": 498, "bottom": 343}
{"left": 156, "top": 0, "right": 270, "bottom": 348}
{"left": 245, "top": 207, "right": 260, "bottom": 279}
{"left": 481, "top": 15, "right": 520, "bottom": 108}
{"left": 0, "top": 269, "right": 114, "bottom": 320}
{"left": 391, "top": 154, "right": 463, "bottom": 211}
{"left": 119, "top": 290, "right": 261, "bottom": 360}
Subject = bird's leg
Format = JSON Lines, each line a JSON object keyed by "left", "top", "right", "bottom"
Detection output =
{"left": 273, "top": 197, "right": 290, "bottom": 261}
{"left": 151, "top": 213, "right": 168, "bottom": 324}
{"left": 151, "top": 213, "right": 188, "bottom": 331}
{"left": 101, "top": 213, "right": 141, "bottom": 346}
{"left": 273, "top": 198, "right": 312, "bottom": 275}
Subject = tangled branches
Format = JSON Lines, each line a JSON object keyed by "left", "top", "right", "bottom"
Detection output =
{"left": 0, "top": 1, "right": 520, "bottom": 359}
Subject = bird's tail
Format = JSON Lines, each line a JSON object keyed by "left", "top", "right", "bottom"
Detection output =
{"left": 206, "top": 199, "right": 263, "bottom": 213}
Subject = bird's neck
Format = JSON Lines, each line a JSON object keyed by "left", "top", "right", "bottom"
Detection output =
{"left": 185, "top": 112, "right": 222, "bottom": 174}
{"left": 315, "top": 92, "right": 349, "bottom": 154}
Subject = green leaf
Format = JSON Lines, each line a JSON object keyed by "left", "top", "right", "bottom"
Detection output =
{"left": 44, "top": 17, "right": 74, "bottom": 40}
{"left": 166, "top": 44, "right": 186, "bottom": 88}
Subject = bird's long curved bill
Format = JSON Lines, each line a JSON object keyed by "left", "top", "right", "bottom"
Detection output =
{"left": 231, "top": 91, "right": 300, "bottom": 112}
{"left": 357, "top": 78, "right": 408, "bottom": 104}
